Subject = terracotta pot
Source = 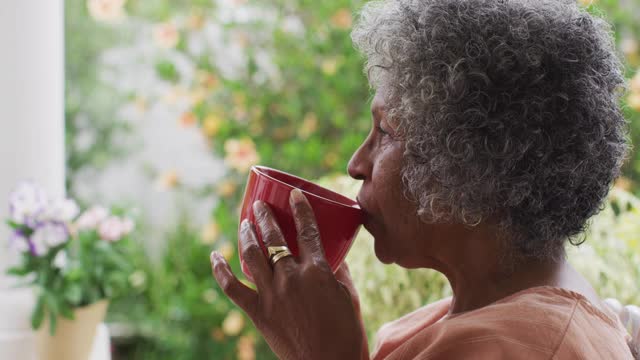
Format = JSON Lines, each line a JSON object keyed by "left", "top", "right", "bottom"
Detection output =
{"left": 36, "top": 300, "right": 109, "bottom": 360}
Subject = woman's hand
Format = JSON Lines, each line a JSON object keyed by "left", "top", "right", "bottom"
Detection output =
{"left": 210, "top": 188, "right": 365, "bottom": 360}
{"left": 335, "top": 263, "right": 370, "bottom": 360}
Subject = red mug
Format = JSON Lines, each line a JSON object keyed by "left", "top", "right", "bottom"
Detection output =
{"left": 239, "top": 166, "right": 363, "bottom": 282}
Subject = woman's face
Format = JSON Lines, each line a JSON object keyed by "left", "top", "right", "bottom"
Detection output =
{"left": 348, "top": 91, "right": 425, "bottom": 266}
{"left": 348, "top": 90, "right": 473, "bottom": 268}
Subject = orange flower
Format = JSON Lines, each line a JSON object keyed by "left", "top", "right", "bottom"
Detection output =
{"left": 614, "top": 177, "right": 633, "bottom": 192}
{"left": 196, "top": 70, "right": 219, "bottom": 89}
{"left": 237, "top": 335, "right": 256, "bottom": 360}
{"left": 179, "top": 112, "right": 197, "bottom": 127}
{"left": 627, "top": 92, "right": 640, "bottom": 112}
{"left": 224, "top": 138, "right": 260, "bottom": 173}
{"left": 232, "top": 31, "right": 250, "bottom": 48}
{"left": 211, "top": 328, "right": 225, "bottom": 342}
{"left": 330, "top": 8, "right": 352, "bottom": 30}
{"left": 218, "top": 243, "right": 235, "bottom": 260}
{"left": 201, "top": 222, "right": 220, "bottom": 245}
{"left": 222, "top": 310, "right": 245, "bottom": 336}
{"left": 321, "top": 57, "right": 340, "bottom": 76}
{"left": 189, "top": 88, "right": 208, "bottom": 106}
{"left": 323, "top": 152, "right": 339, "bottom": 167}
{"left": 153, "top": 22, "right": 180, "bottom": 49}
{"left": 187, "top": 13, "right": 205, "bottom": 30}
{"left": 154, "top": 170, "right": 180, "bottom": 191}
{"left": 298, "top": 112, "right": 318, "bottom": 139}
{"left": 132, "top": 96, "right": 148, "bottom": 113}
{"left": 216, "top": 180, "right": 237, "bottom": 198}
{"left": 87, "top": 0, "right": 126, "bottom": 23}
{"left": 202, "top": 114, "right": 222, "bottom": 137}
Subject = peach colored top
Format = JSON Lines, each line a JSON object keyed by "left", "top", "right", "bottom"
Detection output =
{"left": 372, "top": 287, "right": 634, "bottom": 359}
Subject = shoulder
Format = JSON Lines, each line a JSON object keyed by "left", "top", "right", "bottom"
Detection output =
{"left": 424, "top": 287, "right": 632, "bottom": 359}
{"left": 374, "top": 287, "right": 632, "bottom": 360}
{"left": 416, "top": 288, "right": 576, "bottom": 359}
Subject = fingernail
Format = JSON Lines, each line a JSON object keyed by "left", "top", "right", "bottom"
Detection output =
{"left": 240, "top": 219, "right": 250, "bottom": 231}
{"left": 252, "top": 200, "right": 263, "bottom": 215}
{"left": 290, "top": 188, "right": 305, "bottom": 204}
{"left": 210, "top": 251, "right": 221, "bottom": 265}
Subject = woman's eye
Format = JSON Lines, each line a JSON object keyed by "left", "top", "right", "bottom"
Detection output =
{"left": 376, "top": 124, "right": 390, "bottom": 137}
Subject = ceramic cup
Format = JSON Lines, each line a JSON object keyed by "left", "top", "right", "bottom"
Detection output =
{"left": 239, "top": 165, "right": 363, "bottom": 282}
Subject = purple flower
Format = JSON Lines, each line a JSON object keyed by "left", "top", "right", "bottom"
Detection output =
{"left": 30, "top": 222, "right": 69, "bottom": 256}
{"left": 9, "top": 182, "right": 48, "bottom": 227}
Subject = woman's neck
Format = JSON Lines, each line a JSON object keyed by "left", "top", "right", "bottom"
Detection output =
{"left": 445, "top": 257, "right": 570, "bottom": 315}
{"left": 428, "top": 227, "right": 599, "bottom": 315}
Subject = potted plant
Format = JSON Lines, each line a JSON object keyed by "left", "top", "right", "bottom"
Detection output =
{"left": 6, "top": 182, "right": 136, "bottom": 360}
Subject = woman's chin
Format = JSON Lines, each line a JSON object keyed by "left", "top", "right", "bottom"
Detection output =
{"left": 374, "top": 240, "right": 395, "bottom": 264}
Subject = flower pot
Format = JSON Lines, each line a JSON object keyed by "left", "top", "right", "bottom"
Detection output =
{"left": 36, "top": 300, "right": 109, "bottom": 360}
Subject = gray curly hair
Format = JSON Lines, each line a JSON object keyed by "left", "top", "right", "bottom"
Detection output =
{"left": 351, "top": 0, "right": 630, "bottom": 260}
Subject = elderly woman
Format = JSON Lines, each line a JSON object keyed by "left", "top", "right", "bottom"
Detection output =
{"left": 211, "top": 0, "right": 636, "bottom": 358}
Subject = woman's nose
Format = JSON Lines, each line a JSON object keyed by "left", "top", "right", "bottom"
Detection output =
{"left": 347, "top": 141, "right": 371, "bottom": 181}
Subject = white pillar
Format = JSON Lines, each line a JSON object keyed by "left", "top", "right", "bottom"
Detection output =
{"left": 0, "top": 1, "right": 65, "bottom": 359}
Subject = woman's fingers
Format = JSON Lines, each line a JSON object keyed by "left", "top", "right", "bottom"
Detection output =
{"left": 253, "top": 201, "right": 297, "bottom": 271}
{"left": 239, "top": 219, "right": 273, "bottom": 291}
{"left": 210, "top": 251, "right": 259, "bottom": 319}
{"left": 289, "top": 189, "right": 328, "bottom": 267}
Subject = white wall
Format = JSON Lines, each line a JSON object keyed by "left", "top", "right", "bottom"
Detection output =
{"left": 0, "top": 1, "right": 65, "bottom": 358}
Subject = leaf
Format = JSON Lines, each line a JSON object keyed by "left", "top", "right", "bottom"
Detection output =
{"left": 42, "top": 292, "right": 62, "bottom": 335}
{"left": 64, "top": 284, "right": 83, "bottom": 305}
{"left": 155, "top": 60, "right": 180, "bottom": 83}
{"left": 31, "top": 295, "right": 45, "bottom": 330}
{"left": 6, "top": 219, "right": 19, "bottom": 228}
{"left": 48, "top": 311, "right": 57, "bottom": 336}
{"left": 6, "top": 266, "right": 31, "bottom": 277}
{"left": 44, "top": 292, "right": 60, "bottom": 316}
{"left": 59, "top": 302, "right": 75, "bottom": 321}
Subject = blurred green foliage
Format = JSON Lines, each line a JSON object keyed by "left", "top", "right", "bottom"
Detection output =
{"left": 65, "top": 0, "right": 640, "bottom": 359}
{"left": 65, "top": 1, "right": 135, "bottom": 202}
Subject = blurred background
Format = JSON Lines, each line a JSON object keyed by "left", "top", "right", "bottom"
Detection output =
{"left": 1, "top": 0, "right": 640, "bottom": 359}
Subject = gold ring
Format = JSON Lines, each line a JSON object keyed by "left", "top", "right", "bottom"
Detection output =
{"left": 267, "top": 246, "right": 293, "bottom": 266}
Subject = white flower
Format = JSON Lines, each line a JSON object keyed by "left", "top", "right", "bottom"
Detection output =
{"left": 202, "top": 289, "right": 218, "bottom": 304}
{"left": 87, "top": 0, "right": 126, "bottom": 23}
{"left": 281, "top": 15, "right": 305, "bottom": 36}
{"left": 8, "top": 231, "right": 30, "bottom": 254}
{"left": 75, "top": 206, "right": 109, "bottom": 230}
{"left": 121, "top": 218, "right": 135, "bottom": 235}
{"left": 53, "top": 251, "right": 68, "bottom": 270}
{"left": 9, "top": 182, "right": 48, "bottom": 226}
{"left": 98, "top": 216, "right": 127, "bottom": 242}
{"left": 43, "top": 198, "right": 80, "bottom": 223}
{"left": 129, "top": 270, "right": 146, "bottom": 288}
{"left": 30, "top": 236, "right": 47, "bottom": 257}
{"left": 31, "top": 222, "right": 69, "bottom": 253}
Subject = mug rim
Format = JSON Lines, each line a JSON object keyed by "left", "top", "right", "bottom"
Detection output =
{"left": 251, "top": 165, "right": 361, "bottom": 211}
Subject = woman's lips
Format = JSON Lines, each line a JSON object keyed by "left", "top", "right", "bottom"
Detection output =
{"left": 356, "top": 197, "right": 372, "bottom": 229}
